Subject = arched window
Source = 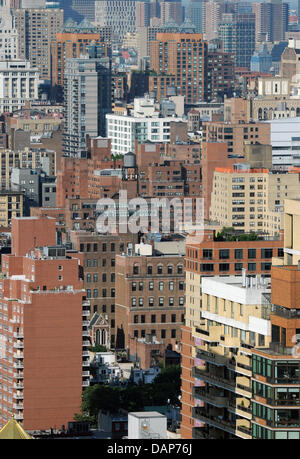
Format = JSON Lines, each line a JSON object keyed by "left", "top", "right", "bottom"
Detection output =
{"left": 96, "top": 329, "right": 100, "bottom": 345}
{"left": 101, "top": 329, "right": 106, "bottom": 346}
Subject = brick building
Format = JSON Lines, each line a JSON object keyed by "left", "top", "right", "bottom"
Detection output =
{"left": 115, "top": 241, "right": 185, "bottom": 351}
{"left": 0, "top": 216, "right": 89, "bottom": 431}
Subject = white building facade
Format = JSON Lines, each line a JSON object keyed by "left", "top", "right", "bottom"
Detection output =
{"left": 0, "top": 60, "right": 39, "bottom": 113}
{"left": 0, "top": 0, "right": 18, "bottom": 60}
{"left": 268, "top": 117, "right": 300, "bottom": 168}
{"left": 106, "top": 114, "right": 184, "bottom": 155}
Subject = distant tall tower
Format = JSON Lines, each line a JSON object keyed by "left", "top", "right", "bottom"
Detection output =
{"left": 0, "top": 0, "right": 19, "bottom": 60}
{"left": 63, "top": 43, "right": 112, "bottom": 156}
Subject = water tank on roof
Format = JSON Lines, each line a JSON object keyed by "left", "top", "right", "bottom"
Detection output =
{"left": 123, "top": 151, "right": 136, "bottom": 168}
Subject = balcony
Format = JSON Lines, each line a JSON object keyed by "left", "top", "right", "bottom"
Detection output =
{"left": 13, "top": 332, "right": 23, "bottom": 338}
{"left": 82, "top": 320, "right": 89, "bottom": 327}
{"left": 193, "top": 367, "right": 236, "bottom": 393}
{"left": 13, "top": 393, "right": 23, "bottom": 400}
{"left": 192, "top": 407, "right": 236, "bottom": 435}
{"left": 82, "top": 309, "right": 90, "bottom": 317}
{"left": 82, "top": 340, "right": 90, "bottom": 346}
{"left": 82, "top": 350, "right": 90, "bottom": 357}
{"left": 13, "top": 342, "right": 24, "bottom": 349}
{"left": 13, "top": 403, "right": 23, "bottom": 410}
{"left": 13, "top": 362, "right": 24, "bottom": 369}
{"left": 82, "top": 371, "right": 90, "bottom": 377}
{"left": 196, "top": 349, "right": 236, "bottom": 369}
{"left": 13, "top": 383, "right": 24, "bottom": 389}
{"left": 235, "top": 403, "right": 252, "bottom": 420}
{"left": 236, "top": 424, "right": 252, "bottom": 439}
{"left": 82, "top": 330, "right": 89, "bottom": 337}
{"left": 193, "top": 387, "right": 230, "bottom": 408}
{"left": 13, "top": 373, "right": 23, "bottom": 379}
{"left": 14, "top": 413, "right": 23, "bottom": 421}
{"left": 192, "top": 427, "right": 212, "bottom": 439}
{"left": 82, "top": 380, "right": 89, "bottom": 387}
{"left": 13, "top": 353, "right": 24, "bottom": 359}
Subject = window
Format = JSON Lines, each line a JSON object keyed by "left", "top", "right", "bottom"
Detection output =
{"left": 219, "top": 263, "right": 229, "bottom": 272}
{"left": 248, "top": 248, "right": 256, "bottom": 259}
{"left": 159, "top": 282, "right": 164, "bottom": 291}
{"left": 179, "top": 281, "right": 184, "bottom": 290}
{"left": 161, "top": 329, "right": 166, "bottom": 339}
{"left": 171, "top": 314, "right": 176, "bottom": 323}
{"left": 149, "top": 281, "right": 154, "bottom": 291}
{"left": 149, "top": 297, "right": 154, "bottom": 307}
{"left": 169, "top": 281, "right": 174, "bottom": 291}
{"left": 171, "top": 329, "right": 176, "bottom": 338}
{"left": 235, "top": 263, "right": 243, "bottom": 271}
{"left": 219, "top": 249, "right": 230, "bottom": 259}
{"left": 161, "top": 314, "right": 166, "bottom": 323}
{"left": 203, "top": 249, "right": 212, "bottom": 259}
{"left": 141, "top": 315, "right": 145, "bottom": 323}
{"left": 169, "top": 297, "right": 174, "bottom": 306}
{"left": 133, "top": 265, "right": 139, "bottom": 275}
{"left": 177, "top": 265, "right": 183, "bottom": 274}
{"left": 131, "top": 298, "right": 136, "bottom": 307}
{"left": 148, "top": 266, "right": 152, "bottom": 274}
{"left": 235, "top": 249, "right": 243, "bottom": 259}
{"left": 134, "top": 315, "right": 138, "bottom": 323}
{"left": 248, "top": 263, "right": 256, "bottom": 271}
{"left": 261, "top": 248, "right": 273, "bottom": 259}
{"left": 157, "top": 265, "right": 163, "bottom": 274}
{"left": 131, "top": 282, "right": 137, "bottom": 292}
{"left": 167, "top": 265, "right": 173, "bottom": 274}
{"left": 159, "top": 297, "right": 164, "bottom": 306}
{"left": 151, "top": 315, "right": 156, "bottom": 323}
{"left": 139, "top": 298, "right": 143, "bottom": 307}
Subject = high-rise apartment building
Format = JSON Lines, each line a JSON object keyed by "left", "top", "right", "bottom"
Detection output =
{"left": 186, "top": 0, "right": 207, "bottom": 34}
{"left": 136, "top": 1, "right": 150, "bottom": 27}
{"left": 50, "top": 19, "right": 108, "bottom": 96}
{"left": 160, "top": 1, "right": 183, "bottom": 26}
{"left": 209, "top": 166, "right": 300, "bottom": 236}
{"left": 94, "top": 0, "right": 136, "bottom": 43}
{"left": 251, "top": 264, "right": 300, "bottom": 439}
{"left": 13, "top": 6, "right": 64, "bottom": 80}
{"left": 192, "top": 274, "right": 272, "bottom": 439}
{"left": 150, "top": 32, "right": 208, "bottom": 104}
{"left": 218, "top": 12, "right": 255, "bottom": 69}
{"left": 63, "top": 45, "right": 111, "bottom": 156}
{"left": 0, "top": 216, "right": 89, "bottom": 431}
{"left": 253, "top": 0, "right": 289, "bottom": 43}
{"left": 0, "top": 1, "right": 18, "bottom": 60}
{"left": 180, "top": 229, "right": 284, "bottom": 439}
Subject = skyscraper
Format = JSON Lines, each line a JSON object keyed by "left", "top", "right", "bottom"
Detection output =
{"left": 13, "top": 6, "right": 64, "bottom": 80}
{"left": 253, "top": 0, "right": 289, "bottom": 43}
{"left": 218, "top": 12, "right": 255, "bottom": 69}
{"left": 186, "top": 0, "right": 207, "bottom": 34}
{"left": 94, "top": 0, "right": 137, "bottom": 43}
{"left": 63, "top": 44, "right": 112, "bottom": 156}
{"left": 150, "top": 31, "right": 208, "bottom": 104}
